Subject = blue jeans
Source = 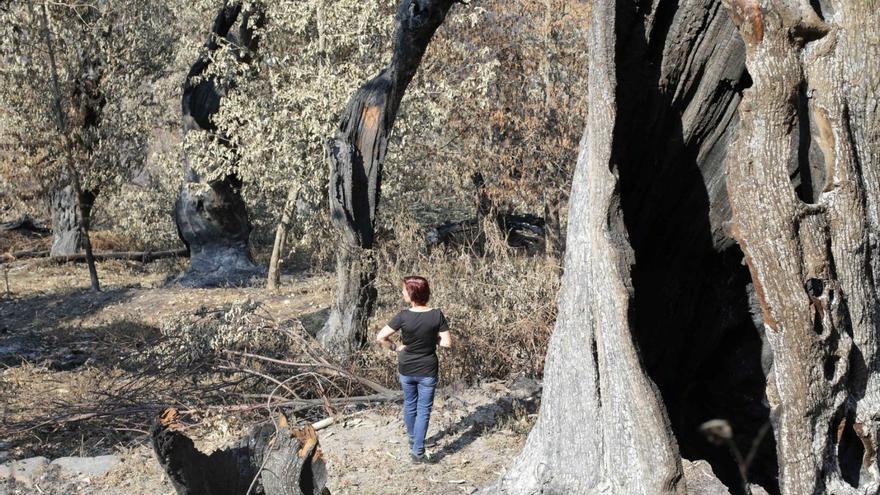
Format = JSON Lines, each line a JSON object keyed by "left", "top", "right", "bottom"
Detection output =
{"left": 399, "top": 374, "right": 437, "bottom": 456}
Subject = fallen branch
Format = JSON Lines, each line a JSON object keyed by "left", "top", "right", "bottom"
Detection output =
{"left": 226, "top": 350, "right": 398, "bottom": 397}
{"left": 1, "top": 248, "right": 189, "bottom": 264}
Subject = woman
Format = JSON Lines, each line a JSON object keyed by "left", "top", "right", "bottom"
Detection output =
{"left": 376, "top": 276, "right": 453, "bottom": 463}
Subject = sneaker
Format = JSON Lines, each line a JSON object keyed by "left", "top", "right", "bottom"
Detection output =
{"left": 410, "top": 452, "right": 435, "bottom": 464}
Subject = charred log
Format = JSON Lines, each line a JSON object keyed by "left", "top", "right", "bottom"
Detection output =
{"left": 0, "top": 215, "right": 50, "bottom": 234}
{"left": 151, "top": 408, "right": 328, "bottom": 495}
{"left": 319, "top": 0, "right": 460, "bottom": 355}
{"left": 173, "top": 2, "right": 264, "bottom": 288}
{"left": 426, "top": 213, "right": 546, "bottom": 253}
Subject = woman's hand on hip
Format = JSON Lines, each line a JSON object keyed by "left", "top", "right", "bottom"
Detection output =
{"left": 396, "top": 344, "right": 407, "bottom": 352}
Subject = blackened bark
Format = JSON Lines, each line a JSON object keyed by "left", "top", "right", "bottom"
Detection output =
{"left": 319, "top": 0, "right": 459, "bottom": 355}
{"left": 173, "top": 2, "right": 263, "bottom": 288}
{"left": 151, "top": 408, "right": 328, "bottom": 495}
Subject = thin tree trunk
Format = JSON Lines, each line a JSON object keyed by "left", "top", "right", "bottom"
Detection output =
{"left": 724, "top": 1, "right": 880, "bottom": 492}
{"left": 38, "top": 2, "right": 99, "bottom": 291}
{"left": 318, "top": 0, "right": 459, "bottom": 356}
{"left": 542, "top": 188, "right": 562, "bottom": 257}
{"left": 267, "top": 183, "right": 301, "bottom": 290}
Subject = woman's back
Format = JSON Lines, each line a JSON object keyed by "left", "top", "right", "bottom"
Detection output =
{"left": 389, "top": 308, "right": 448, "bottom": 377}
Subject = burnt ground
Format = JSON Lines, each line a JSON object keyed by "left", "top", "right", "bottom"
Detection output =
{"left": 0, "top": 259, "right": 534, "bottom": 494}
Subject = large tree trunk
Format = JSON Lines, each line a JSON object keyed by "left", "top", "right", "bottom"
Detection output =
{"left": 318, "top": 0, "right": 459, "bottom": 355}
{"left": 724, "top": 1, "right": 880, "bottom": 492}
{"left": 497, "top": 0, "right": 879, "bottom": 493}
{"left": 173, "top": 2, "right": 263, "bottom": 288}
{"left": 494, "top": 2, "right": 685, "bottom": 492}
{"left": 494, "top": 0, "right": 781, "bottom": 492}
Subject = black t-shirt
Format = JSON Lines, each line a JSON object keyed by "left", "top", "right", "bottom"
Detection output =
{"left": 388, "top": 308, "right": 449, "bottom": 377}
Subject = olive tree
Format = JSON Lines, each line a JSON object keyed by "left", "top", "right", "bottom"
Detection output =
{"left": 0, "top": 0, "right": 176, "bottom": 260}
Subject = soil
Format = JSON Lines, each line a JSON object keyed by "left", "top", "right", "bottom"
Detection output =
{"left": 0, "top": 258, "right": 535, "bottom": 494}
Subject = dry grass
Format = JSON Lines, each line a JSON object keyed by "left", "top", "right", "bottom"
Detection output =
{"left": 355, "top": 214, "right": 560, "bottom": 386}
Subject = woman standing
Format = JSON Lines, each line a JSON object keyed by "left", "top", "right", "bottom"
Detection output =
{"left": 376, "top": 276, "right": 453, "bottom": 463}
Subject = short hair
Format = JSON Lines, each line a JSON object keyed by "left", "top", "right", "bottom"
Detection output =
{"left": 403, "top": 276, "right": 430, "bottom": 305}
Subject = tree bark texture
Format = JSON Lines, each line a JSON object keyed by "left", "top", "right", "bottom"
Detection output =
{"left": 319, "top": 0, "right": 459, "bottom": 355}
{"left": 724, "top": 1, "right": 880, "bottom": 493}
{"left": 173, "top": 2, "right": 263, "bottom": 288}
{"left": 151, "top": 408, "right": 328, "bottom": 495}
{"left": 49, "top": 183, "right": 93, "bottom": 256}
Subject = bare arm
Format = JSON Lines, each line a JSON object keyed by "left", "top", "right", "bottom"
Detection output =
{"left": 438, "top": 330, "right": 453, "bottom": 349}
{"left": 377, "top": 325, "right": 405, "bottom": 352}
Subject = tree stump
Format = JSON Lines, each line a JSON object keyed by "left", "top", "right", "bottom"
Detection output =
{"left": 151, "top": 408, "right": 329, "bottom": 495}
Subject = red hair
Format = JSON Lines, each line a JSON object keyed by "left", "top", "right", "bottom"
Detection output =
{"left": 403, "top": 276, "right": 430, "bottom": 305}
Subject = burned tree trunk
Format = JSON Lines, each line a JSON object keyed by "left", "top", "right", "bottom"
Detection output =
{"left": 494, "top": 0, "right": 785, "bottom": 493}
{"left": 319, "top": 0, "right": 459, "bottom": 355}
{"left": 151, "top": 408, "right": 328, "bottom": 495}
{"left": 724, "top": 1, "right": 880, "bottom": 492}
{"left": 173, "top": 2, "right": 263, "bottom": 288}
{"left": 498, "top": 0, "right": 879, "bottom": 494}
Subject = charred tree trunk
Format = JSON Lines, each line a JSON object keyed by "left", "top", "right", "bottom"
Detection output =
{"left": 498, "top": 0, "right": 879, "bottom": 494}
{"left": 724, "top": 1, "right": 880, "bottom": 492}
{"left": 319, "top": 0, "right": 459, "bottom": 355}
{"left": 494, "top": 0, "right": 783, "bottom": 492}
{"left": 151, "top": 408, "right": 328, "bottom": 495}
{"left": 173, "top": 2, "right": 263, "bottom": 288}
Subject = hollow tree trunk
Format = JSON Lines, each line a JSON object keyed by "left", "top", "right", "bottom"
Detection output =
{"left": 724, "top": 1, "right": 880, "bottom": 493}
{"left": 173, "top": 2, "right": 263, "bottom": 288}
{"left": 151, "top": 408, "right": 328, "bottom": 495}
{"left": 318, "top": 0, "right": 459, "bottom": 355}
{"left": 493, "top": 0, "right": 793, "bottom": 492}
{"left": 494, "top": 3, "right": 684, "bottom": 492}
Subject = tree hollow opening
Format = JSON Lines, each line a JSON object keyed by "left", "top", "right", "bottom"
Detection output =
{"left": 610, "top": 2, "right": 778, "bottom": 493}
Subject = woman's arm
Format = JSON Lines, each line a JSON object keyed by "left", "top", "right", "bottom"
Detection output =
{"left": 438, "top": 330, "right": 453, "bottom": 349}
{"left": 376, "top": 325, "right": 404, "bottom": 351}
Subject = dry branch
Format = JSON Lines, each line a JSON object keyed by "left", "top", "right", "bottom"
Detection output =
{"left": 0, "top": 248, "right": 188, "bottom": 264}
